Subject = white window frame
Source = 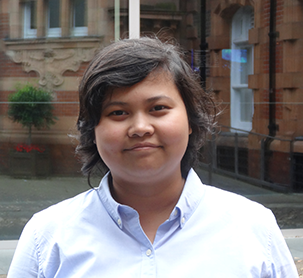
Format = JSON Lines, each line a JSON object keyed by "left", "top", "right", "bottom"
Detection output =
{"left": 72, "top": 0, "right": 88, "bottom": 37}
{"left": 230, "top": 6, "right": 254, "bottom": 131}
{"left": 47, "top": 0, "right": 61, "bottom": 38}
{"left": 24, "top": 1, "right": 37, "bottom": 38}
{"left": 73, "top": 26, "right": 88, "bottom": 37}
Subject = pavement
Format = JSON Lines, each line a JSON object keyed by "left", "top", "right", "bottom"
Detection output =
{"left": 0, "top": 168, "right": 303, "bottom": 276}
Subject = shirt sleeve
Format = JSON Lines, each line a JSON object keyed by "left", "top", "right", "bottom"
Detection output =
{"left": 7, "top": 216, "right": 41, "bottom": 278}
{"left": 267, "top": 212, "right": 299, "bottom": 278}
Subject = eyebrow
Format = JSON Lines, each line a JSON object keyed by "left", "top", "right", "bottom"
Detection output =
{"left": 102, "top": 101, "right": 127, "bottom": 111}
{"left": 103, "top": 95, "right": 173, "bottom": 110}
{"left": 146, "top": 95, "right": 172, "bottom": 103}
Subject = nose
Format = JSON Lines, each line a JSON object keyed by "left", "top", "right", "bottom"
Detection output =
{"left": 127, "top": 113, "right": 154, "bottom": 138}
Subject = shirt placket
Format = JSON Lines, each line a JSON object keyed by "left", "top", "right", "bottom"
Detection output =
{"left": 140, "top": 244, "right": 156, "bottom": 278}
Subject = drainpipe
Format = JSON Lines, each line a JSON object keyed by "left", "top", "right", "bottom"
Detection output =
{"left": 264, "top": 0, "right": 279, "bottom": 180}
{"left": 268, "top": 0, "right": 279, "bottom": 137}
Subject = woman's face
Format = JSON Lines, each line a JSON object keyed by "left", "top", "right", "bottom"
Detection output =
{"left": 94, "top": 72, "right": 192, "bottom": 183}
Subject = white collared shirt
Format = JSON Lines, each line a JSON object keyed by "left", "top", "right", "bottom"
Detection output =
{"left": 8, "top": 169, "right": 298, "bottom": 277}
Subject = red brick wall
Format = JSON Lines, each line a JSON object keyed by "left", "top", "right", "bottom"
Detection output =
{"left": 0, "top": 13, "right": 9, "bottom": 38}
{"left": 249, "top": 149, "right": 291, "bottom": 186}
{"left": 261, "top": 44, "right": 269, "bottom": 74}
{"left": 267, "top": 151, "right": 291, "bottom": 186}
{"left": 53, "top": 91, "right": 79, "bottom": 117}
{"left": 276, "top": 0, "right": 284, "bottom": 26}
{"left": 0, "top": 91, "right": 11, "bottom": 115}
{"left": 50, "top": 144, "right": 82, "bottom": 176}
{"left": 0, "top": 55, "right": 39, "bottom": 77}
{"left": 248, "top": 149, "right": 261, "bottom": 179}
{"left": 0, "top": 142, "right": 82, "bottom": 176}
{"left": 262, "top": 0, "right": 270, "bottom": 27}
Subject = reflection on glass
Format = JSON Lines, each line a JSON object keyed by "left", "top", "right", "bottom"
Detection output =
{"left": 223, "top": 48, "right": 252, "bottom": 85}
{"left": 222, "top": 49, "right": 247, "bottom": 63}
{"left": 240, "top": 47, "right": 252, "bottom": 84}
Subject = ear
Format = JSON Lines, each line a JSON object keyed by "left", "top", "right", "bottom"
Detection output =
{"left": 189, "top": 126, "right": 192, "bottom": 135}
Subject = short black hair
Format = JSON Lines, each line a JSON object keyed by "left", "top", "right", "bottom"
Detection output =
{"left": 76, "top": 37, "right": 215, "bottom": 183}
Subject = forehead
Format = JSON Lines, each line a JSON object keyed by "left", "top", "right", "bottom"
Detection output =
{"left": 103, "top": 70, "right": 177, "bottom": 103}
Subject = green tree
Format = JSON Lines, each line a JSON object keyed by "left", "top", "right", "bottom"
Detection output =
{"left": 8, "top": 84, "right": 57, "bottom": 145}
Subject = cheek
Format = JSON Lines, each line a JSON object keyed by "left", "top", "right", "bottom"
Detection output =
{"left": 161, "top": 119, "right": 190, "bottom": 146}
{"left": 95, "top": 125, "right": 124, "bottom": 153}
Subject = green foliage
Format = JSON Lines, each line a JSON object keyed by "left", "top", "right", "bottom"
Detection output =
{"left": 8, "top": 84, "right": 57, "bottom": 144}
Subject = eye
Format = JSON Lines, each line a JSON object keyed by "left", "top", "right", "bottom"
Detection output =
{"left": 151, "top": 105, "right": 167, "bottom": 112}
{"left": 109, "top": 110, "right": 127, "bottom": 116}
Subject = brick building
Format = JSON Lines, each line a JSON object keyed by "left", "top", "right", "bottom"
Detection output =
{"left": 0, "top": 0, "right": 302, "bottom": 189}
{"left": 205, "top": 0, "right": 303, "bottom": 190}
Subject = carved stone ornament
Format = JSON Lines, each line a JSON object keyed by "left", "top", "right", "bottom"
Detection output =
{"left": 6, "top": 48, "right": 97, "bottom": 89}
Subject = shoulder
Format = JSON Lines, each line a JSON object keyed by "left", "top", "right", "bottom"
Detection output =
{"left": 29, "top": 188, "right": 102, "bottom": 234}
{"left": 203, "top": 184, "right": 274, "bottom": 223}
{"left": 195, "top": 183, "right": 280, "bottom": 252}
{"left": 186, "top": 169, "right": 271, "bottom": 221}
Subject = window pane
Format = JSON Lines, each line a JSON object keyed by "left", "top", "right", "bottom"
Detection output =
{"left": 240, "top": 88, "right": 253, "bottom": 122}
{"left": 30, "top": 1, "right": 37, "bottom": 29}
{"left": 49, "top": 0, "right": 60, "bottom": 28}
{"left": 74, "top": 0, "right": 87, "bottom": 27}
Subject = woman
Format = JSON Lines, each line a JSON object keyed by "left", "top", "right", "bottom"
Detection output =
{"left": 8, "top": 37, "right": 298, "bottom": 277}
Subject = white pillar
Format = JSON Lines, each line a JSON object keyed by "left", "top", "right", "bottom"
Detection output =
{"left": 115, "top": 0, "right": 120, "bottom": 40}
{"left": 129, "top": 0, "right": 140, "bottom": 39}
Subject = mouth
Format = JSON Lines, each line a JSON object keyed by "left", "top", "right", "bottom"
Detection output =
{"left": 124, "top": 143, "right": 160, "bottom": 151}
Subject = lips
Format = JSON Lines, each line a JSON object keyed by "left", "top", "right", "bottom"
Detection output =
{"left": 124, "top": 142, "right": 160, "bottom": 151}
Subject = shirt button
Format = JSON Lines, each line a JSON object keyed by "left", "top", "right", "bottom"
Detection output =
{"left": 174, "top": 210, "right": 178, "bottom": 216}
{"left": 117, "top": 219, "right": 121, "bottom": 225}
{"left": 181, "top": 217, "right": 185, "bottom": 224}
{"left": 146, "top": 249, "right": 152, "bottom": 256}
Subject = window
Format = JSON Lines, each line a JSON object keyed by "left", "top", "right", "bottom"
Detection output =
{"left": 230, "top": 6, "right": 254, "bottom": 131}
{"left": 24, "top": 1, "right": 37, "bottom": 38}
{"left": 47, "top": 0, "right": 61, "bottom": 37}
{"left": 72, "top": 0, "right": 88, "bottom": 36}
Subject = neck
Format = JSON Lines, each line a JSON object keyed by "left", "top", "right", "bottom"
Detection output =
{"left": 109, "top": 170, "right": 185, "bottom": 214}
{"left": 109, "top": 169, "right": 185, "bottom": 243}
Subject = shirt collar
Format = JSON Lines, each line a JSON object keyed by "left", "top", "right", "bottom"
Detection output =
{"left": 97, "top": 169, "right": 205, "bottom": 229}
{"left": 174, "top": 168, "right": 205, "bottom": 228}
{"left": 97, "top": 172, "right": 124, "bottom": 229}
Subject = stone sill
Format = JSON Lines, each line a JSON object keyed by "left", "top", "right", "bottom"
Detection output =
{"left": 4, "top": 37, "right": 102, "bottom": 51}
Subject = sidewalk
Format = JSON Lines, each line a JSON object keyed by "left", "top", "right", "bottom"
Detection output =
{"left": 0, "top": 241, "right": 17, "bottom": 277}
{"left": 0, "top": 169, "right": 303, "bottom": 276}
